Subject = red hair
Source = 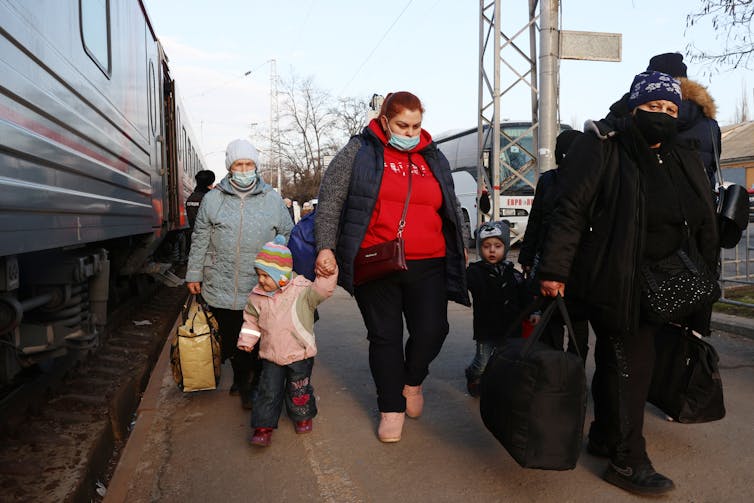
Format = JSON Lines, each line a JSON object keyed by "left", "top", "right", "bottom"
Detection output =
{"left": 379, "top": 91, "right": 424, "bottom": 119}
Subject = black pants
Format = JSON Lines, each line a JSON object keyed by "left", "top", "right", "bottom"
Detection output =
{"left": 251, "top": 357, "right": 316, "bottom": 428}
{"left": 354, "top": 258, "right": 449, "bottom": 412}
{"left": 589, "top": 318, "right": 660, "bottom": 467}
{"left": 210, "top": 307, "right": 261, "bottom": 384}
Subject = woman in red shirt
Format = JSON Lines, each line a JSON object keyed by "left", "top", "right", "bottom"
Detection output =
{"left": 315, "top": 92, "right": 469, "bottom": 442}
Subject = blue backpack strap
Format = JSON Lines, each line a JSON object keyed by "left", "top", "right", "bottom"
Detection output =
{"left": 289, "top": 210, "right": 317, "bottom": 280}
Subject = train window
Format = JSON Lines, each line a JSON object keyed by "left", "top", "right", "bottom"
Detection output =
{"left": 79, "top": 0, "right": 111, "bottom": 77}
{"left": 186, "top": 139, "right": 192, "bottom": 173}
{"left": 148, "top": 61, "right": 158, "bottom": 135}
{"left": 181, "top": 127, "right": 187, "bottom": 162}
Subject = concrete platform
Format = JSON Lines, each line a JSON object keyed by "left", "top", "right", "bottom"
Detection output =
{"left": 104, "top": 288, "right": 754, "bottom": 503}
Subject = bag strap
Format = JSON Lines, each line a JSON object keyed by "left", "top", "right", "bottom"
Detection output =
{"left": 520, "top": 294, "right": 582, "bottom": 360}
{"left": 397, "top": 161, "right": 414, "bottom": 238}
{"left": 181, "top": 295, "right": 194, "bottom": 322}
{"left": 196, "top": 296, "right": 219, "bottom": 335}
{"left": 677, "top": 249, "right": 700, "bottom": 274}
{"left": 641, "top": 265, "right": 660, "bottom": 292}
{"left": 709, "top": 124, "right": 724, "bottom": 189}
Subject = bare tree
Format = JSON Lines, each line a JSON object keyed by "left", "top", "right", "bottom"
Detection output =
{"left": 332, "top": 96, "right": 369, "bottom": 140}
{"left": 276, "top": 74, "right": 340, "bottom": 202}
{"left": 734, "top": 79, "right": 750, "bottom": 123}
{"left": 686, "top": 1, "right": 754, "bottom": 71}
{"left": 268, "top": 74, "right": 371, "bottom": 203}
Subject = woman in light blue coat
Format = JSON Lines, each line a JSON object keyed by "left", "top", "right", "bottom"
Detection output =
{"left": 186, "top": 139, "right": 293, "bottom": 407}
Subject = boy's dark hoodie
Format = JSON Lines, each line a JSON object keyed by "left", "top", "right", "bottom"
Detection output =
{"left": 467, "top": 221, "right": 529, "bottom": 342}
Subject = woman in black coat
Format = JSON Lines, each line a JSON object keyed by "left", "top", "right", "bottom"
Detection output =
{"left": 538, "top": 71, "right": 718, "bottom": 496}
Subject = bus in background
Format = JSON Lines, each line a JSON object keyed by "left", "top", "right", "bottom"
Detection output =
{"left": 435, "top": 122, "right": 571, "bottom": 247}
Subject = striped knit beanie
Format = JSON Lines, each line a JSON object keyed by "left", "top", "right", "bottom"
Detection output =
{"left": 254, "top": 235, "right": 293, "bottom": 287}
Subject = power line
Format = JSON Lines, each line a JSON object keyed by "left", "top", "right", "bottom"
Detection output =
{"left": 338, "top": 0, "right": 415, "bottom": 96}
{"left": 185, "top": 61, "right": 269, "bottom": 100}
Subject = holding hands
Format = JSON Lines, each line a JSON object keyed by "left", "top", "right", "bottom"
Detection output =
{"left": 315, "top": 249, "right": 337, "bottom": 278}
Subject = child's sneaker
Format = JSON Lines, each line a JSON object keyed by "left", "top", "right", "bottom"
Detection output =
{"left": 250, "top": 428, "right": 273, "bottom": 447}
{"left": 295, "top": 419, "right": 313, "bottom": 434}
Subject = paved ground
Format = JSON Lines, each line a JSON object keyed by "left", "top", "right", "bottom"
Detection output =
{"left": 104, "top": 287, "right": 754, "bottom": 503}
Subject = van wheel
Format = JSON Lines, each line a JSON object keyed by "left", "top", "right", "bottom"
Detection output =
{"left": 462, "top": 210, "right": 474, "bottom": 249}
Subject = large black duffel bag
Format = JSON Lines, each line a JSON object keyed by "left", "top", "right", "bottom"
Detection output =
{"left": 648, "top": 323, "right": 725, "bottom": 423}
{"left": 480, "top": 295, "right": 587, "bottom": 470}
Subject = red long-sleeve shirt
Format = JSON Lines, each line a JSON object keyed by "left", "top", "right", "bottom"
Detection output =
{"left": 360, "top": 120, "right": 446, "bottom": 260}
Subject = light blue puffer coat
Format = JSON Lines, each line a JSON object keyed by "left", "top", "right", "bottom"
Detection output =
{"left": 186, "top": 176, "right": 293, "bottom": 310}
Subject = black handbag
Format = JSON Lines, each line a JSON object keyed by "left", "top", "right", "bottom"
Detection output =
{"left": 648, "top": 324, "right": 725, "bottom": 423}
{"left": 480, "top": 295, "right": 587, "bottom": 470}
{"left": 716, "top": 183, "right": 749, "bottom": 249}
{"left": 353, "top": 169, "right": 412, "bottom": 286}
{"left": 640, "top": 240, "right": 720, "bottom": 324}
{"left": 711, "top": 125, "right": 749, "bottom": 249}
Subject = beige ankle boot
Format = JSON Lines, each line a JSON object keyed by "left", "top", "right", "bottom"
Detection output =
{"left": 378, "top": 412, "right": 405, "bottom": 442}
{"left": 403, "top": 384, "right": 424, "bottom": 418}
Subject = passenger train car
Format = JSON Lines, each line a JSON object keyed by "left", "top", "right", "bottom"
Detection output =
{"left": 0, "top": 0, "right": 204, "bottom": 384}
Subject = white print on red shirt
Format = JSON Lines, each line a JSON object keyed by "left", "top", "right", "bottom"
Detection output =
{"left": 385, "top": 160, "right": 428, "bottom": 177}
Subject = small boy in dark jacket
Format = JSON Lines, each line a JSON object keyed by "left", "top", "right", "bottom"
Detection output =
{"left": 465, "top": 220, "right": 533, "bottom": 396}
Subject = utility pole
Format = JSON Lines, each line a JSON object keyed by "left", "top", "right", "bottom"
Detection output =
{"left": 269, "top": 59, "right": 281, "bottom": 192}
{"left": 539, "top": 0, "right": 559, "bottom": 172}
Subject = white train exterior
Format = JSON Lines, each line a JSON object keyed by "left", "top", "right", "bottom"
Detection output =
{"left": 0, "top": 0, "right": 203, "bottom": 383}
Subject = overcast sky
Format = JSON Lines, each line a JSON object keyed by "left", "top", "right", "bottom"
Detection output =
{"left": 143, "top": 0, "right": 754, "bottom": 178}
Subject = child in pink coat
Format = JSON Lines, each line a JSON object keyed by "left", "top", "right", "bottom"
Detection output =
{"left": 238, "top": 235, "right": 337, "bottom": 447}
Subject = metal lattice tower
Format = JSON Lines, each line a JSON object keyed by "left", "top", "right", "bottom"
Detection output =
{"left": 477, "top": 0, "right": 559, "bottom": 235}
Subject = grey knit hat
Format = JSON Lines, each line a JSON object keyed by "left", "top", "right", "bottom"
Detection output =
{"left": 225, "top": 139, "right": 259, "bottom": 170}
{"left": 476, "top": 220, "right": 511, "bottom": 259}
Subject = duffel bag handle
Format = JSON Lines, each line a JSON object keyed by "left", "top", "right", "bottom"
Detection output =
{"left": 520, "top": 294, "right": 581, "bottom": 360}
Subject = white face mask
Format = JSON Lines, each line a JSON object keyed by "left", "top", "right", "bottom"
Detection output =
{"left": 231, "top": 170, "right": 257, "bottom": 187}
{"left": 388, "top": 129, "right": 420, "bottom": 151}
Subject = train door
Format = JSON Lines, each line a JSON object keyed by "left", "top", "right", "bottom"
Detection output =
{"left": 160, "top": 58, "right": 180, "bottom": 230}
{"left": 148, "top": 41, "right": 165, "bottom": 230}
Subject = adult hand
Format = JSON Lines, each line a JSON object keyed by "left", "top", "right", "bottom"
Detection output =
{"left": 540, "top": 280, "right": 565, "bottom": 298}
{"left": 187, "top": 282, "right": 202, "bottom": 295}
{"left": 315, "top": 249, "right": 337, "bottom": 277}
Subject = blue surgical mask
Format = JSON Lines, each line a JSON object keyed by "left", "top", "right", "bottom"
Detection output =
{"left": 388, "top": 130, "right": 420, "bottom": 151}
{"left": 231, "top": 170, "right": 257, "bottom": 187}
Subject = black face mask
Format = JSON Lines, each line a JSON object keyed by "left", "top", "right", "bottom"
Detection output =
{"left": 634, "top": 108, "right": 678, "bottom": 145}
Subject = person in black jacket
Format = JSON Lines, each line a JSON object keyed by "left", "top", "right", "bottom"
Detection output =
{"left": 607, "top": 52, "right": 721, "bottom": 188}
{"left": 518, "top": 129, "right": 589, "bottom": 359}
{"left": 519, "top": 129, "right": 583, "bottom": 279}
{"left": 538, "top": 71, "right": 718, "bottom": 496}
{"left": 186, "top": 170, "right": 216, "bottom": 230}
{"left": 465, "top": 220, "right": 531, "bottom": 397}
